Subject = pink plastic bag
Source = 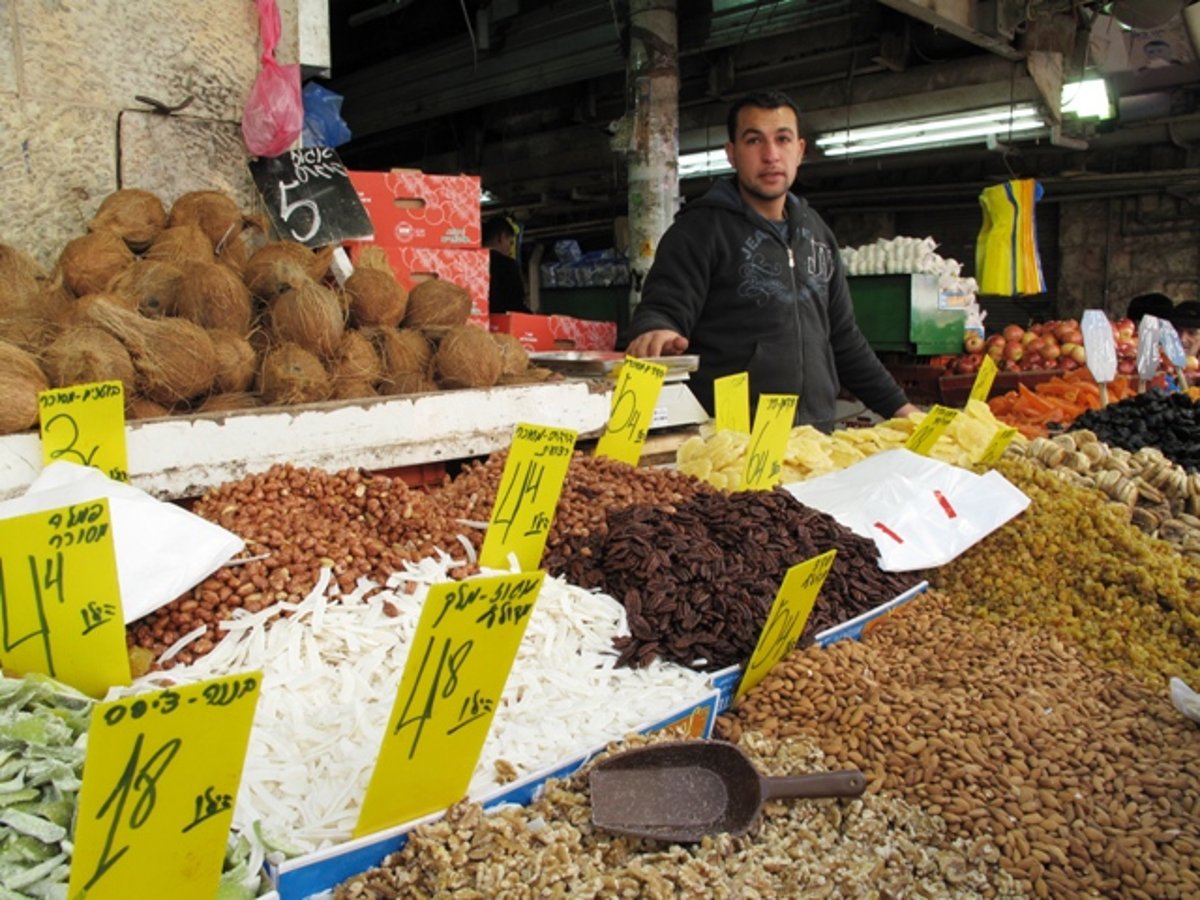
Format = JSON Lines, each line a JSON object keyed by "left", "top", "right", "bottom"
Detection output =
{"left": 242, "top": 0, "right": 303, "bottom": 158}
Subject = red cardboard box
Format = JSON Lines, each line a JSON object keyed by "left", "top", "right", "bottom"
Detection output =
{"left": 349, "top": 170, "right": 481, "bottom": 248}
{"left": 548, "top": 315, "right": 617, "bottom": 351}
{"left": 348, "top": 242, "right": 489, "bottom": 325}
{"left": 489, "top": 313, "right": 557, "bottom": 351}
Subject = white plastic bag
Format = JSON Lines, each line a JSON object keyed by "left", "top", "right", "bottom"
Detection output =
{"left": 783, "top": 449, "right": 1030, "bottom": 571}
{"left": 0, "top": 462, "right": 244, "bottom": 622}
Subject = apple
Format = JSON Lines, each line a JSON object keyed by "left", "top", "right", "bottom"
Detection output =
{"left": 1003, "top": 323, "right": 1026, "bottom": 343}
{"left": 1024, "top": 352, "right": 1044, "bottom": 369}
{"left": 1020, "top": 330, "right": 1039, "bottom": 346}
{"left": 1116, "top": 339, "right": 1137, "bottom": 359}
{"left": 1004, "top": 340, "right": 1024, "bottom": 362}
{"left": 956, "top": 353, "right": 982, "bottom": 374}
{"left": 1117, "top": 359, "right": 1137, "bottom": 375}
{"left": 986, "top": 342, "right": 1005, "bottom": 361}
{"left": 1116, "top": 317, "right": 1136, "bottom": 341}
{"left": 1027, "top": 337, "right": 1046, "bottom": 354}
{"left": 1069, "top": 345, "right": 1087, "bottom": 365}
{"left": 1042, "top": 343, "right": 1061, "bottom": 361}
{"left": 1004, "top": 358, "right": 1021, "bottom": 372}
{"left": 964, "top": 332, "right": 985, "bottom": 354}
{"left": 1060, "top": 356, "right": 1080, "bottom": 371}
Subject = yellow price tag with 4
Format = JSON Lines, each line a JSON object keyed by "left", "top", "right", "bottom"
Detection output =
{"left": 595, "top": 357, "right": 667, "bottom": 466}
{"left": 714, "top": 372, "right": 750, "bottom": 434}
{"left": 69, "top": 672, "right": 261, "bottom": 899}
{"left": 741, "top": 394, "right": 797, "bottom": 489}
{"left": 904, "top": 404, "right": 959, "bottom": 456}
{"left": 356, "top": 570, "right": 546, "bottom": 836}
{"left": 38, "top": 380, "right": 129, "bottom": 483}
{"left": 736, "top": 549, "right": 836, "bottom": 702}
{"left": 968, "top": 354, "right": 999, "bottom": 405}
{"left": 0, "top": 500, "right": 129, "bottom": 698}
{"left": 480, "top": 423, "right": 577, "bottom": 571}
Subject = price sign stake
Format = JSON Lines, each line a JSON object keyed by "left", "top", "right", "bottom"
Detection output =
{"left": 69, "top": 673, "right": 261, "bottom": 900}
{"left": 904, "top": 404, "right": 959, "bottom": 456}
{"left": 736, "top": 549, "right": 836, "bottom": 702}
{"left": 714, "top": 372, "right": 750, "bottom": 434}
{"left": 741, "top": 394, "right": 797, "bottom": 490}
{"left": 968, "top": 355, "right": 999, "bottom": 405}
{"left": 976, "top": 425, "right": 1018, "bottom": 467}
{"left": 594, "top": 357, "right": 668, "bottom": 466}
{"left": 356, "top": 570, "right": 546, "bottom": 836}
{"left": 0, "top": 500, "right": 129, "bottom": 697}
{"left": 38, "top": 380, "right": 129, "bottom": 483}
{"left": 480, "top": 423, "right": 577, "bottom": 571}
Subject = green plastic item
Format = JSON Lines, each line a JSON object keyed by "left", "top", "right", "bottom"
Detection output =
{"left": 848, "top": 274, "right": 967, "bottom": 356}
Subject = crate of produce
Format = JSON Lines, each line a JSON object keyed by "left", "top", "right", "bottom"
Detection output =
{"left": 938, "top": 369, "right": 1059, "bottom": 407}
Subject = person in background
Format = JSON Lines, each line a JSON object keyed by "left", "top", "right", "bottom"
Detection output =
{"left": 1168, "top": 300, "right": 1200, "bottom": 358}
{"left": 482, "top": 216, "right": 530, "bottom": 314}
{"left": 625, "top": 90, "right": 918, "bottom": 432}
{"left": 1126, "top": 291, "right": 1174, "bottom": 325}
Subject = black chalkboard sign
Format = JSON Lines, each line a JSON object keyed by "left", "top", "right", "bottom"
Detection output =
{"left": 249, "top": 147, "right": 375, "bottom": 248}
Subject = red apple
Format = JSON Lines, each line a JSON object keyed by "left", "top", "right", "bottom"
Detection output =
{"left": 1003, "top": 323, "right": 1026, "bottom": 343}
{"left": 986, "top": 342, "right": 1005, "bottom": 361}
{"left": 1029, "top": 322, "right": 1045, "bottom": 336}
{"left": 1027, "top": 337, "right": 1046, "bottom": 354}
{"left": 1117, "top": 359, "right": 1137, "bottom": 375}
{"left": 1116, "top": 317, "right": 1136, "bottom": 341}
{"left": 1020, "top": 330, "right": 1039, "bottom": 346}
{"left": 964, "top": 332, "right": 985, "bottom": 354}
{"left": 1024, "top": 352, "right": 1044, "bottom": 369}
{"left": 1060, "top": 356, "right": 1080, "bottom": 371}
{"left": 1116, "top": 339, "right": 1137, "bottom": 359}
{"left": 1042, "top": 343, "right": 1061, "bottom": 361}
{"left": 1004, "top": 341, "right": 1024, "bottom": 362}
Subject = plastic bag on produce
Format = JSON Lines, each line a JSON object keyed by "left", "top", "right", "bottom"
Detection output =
{"left": 241, "top": 0, "right": 303, "bottom": 158}
{"left": 1136, "top": 315, "right": 1163, "bottom": 381}
{"left": 1080, "top": 308, "right": 1117, "bottom": 383}
{"left": 0, "top": 462, "right": 244, "bottom": 623}
{"left": 782, "top": 448, "right": 1030, "bottom": 572}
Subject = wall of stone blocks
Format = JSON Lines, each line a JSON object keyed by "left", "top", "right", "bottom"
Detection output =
{"left": 0, "top": 0, "right": 272, "bottom": 268}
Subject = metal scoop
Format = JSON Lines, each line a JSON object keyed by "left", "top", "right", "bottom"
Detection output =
{"left": 589, "top": 740, "right": 866, "bottom": 843}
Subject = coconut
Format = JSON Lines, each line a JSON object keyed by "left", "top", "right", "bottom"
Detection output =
{"left": 209, "top": 329, "right": 259, "bottom": 393}
{"left": 244, "top": 241, "right": 333, "bottom": 293}
{"left": 106, "top": 259, "right": 184, "bottom": 317}
{"left": 330, "top": 379, "right": 378, "bottom": 401}
{"left": 196, "top": 391, "right": 262, "bottom": 413}
{"left": 144, "top": 224, "right": 215, "bottom": 265}
{"left": 85, "top": 301, "right": 218, "bottom": 404}
{"left": 217, "top": 214, "right": 269, "bottom": 274}
{"left": 258, "top": 342, "right": 331, "bottom": 406}
{"left": 42, "top": 326, "right": 137, "bottom": 393}
{"left": 0, "top": 315, "right": 57, "bottom": 354}
{"left": 243, "top": 252, "right": 312, "bottom": 302}
{"left": 433, "top": 324, "right": 503, "bottom": 389}
{"left": 57, "top": 230, "right": 135, "bottom": 297}
{"left": 381, "top": 372, "right": 439, "bottom": 396}
{"left": 403, "top": 279, "right": 473, "bottom": 328}
{"left": 0, "top": 341, "right": 49, "bottom": 434}
{"left": 352, "top": 244, "right": 395, "bottom": 274}
{"left": 59, "top": 291, "right": 140, "bottom": 328}
{"left": 126, "top": 396, "right": 171, "bottom": 420}
{"left": 364, "top": 326, "right": 433, "bottom": 378}
{"left": 89, "top": 189, "right": 167, "bottom": 252}
{"left": 331, "top": 330, "right": 383, "bottom": 385}
{"left": 0, "top": 242, "right": 48, "bottom": 313}
{"left": 491, "top": 331, "right": 531, "bottom": 377}
{"left": 174, "top": 261, "right": 254, "bottom": 334}
{"left": 345, "top": 267, "right": 408, "bottom": 328}
{"left": 269, "top": 280, "right": 345, "bottom": 359}
{"left": 167, "top": 191, "right": 244, "bottom": 248}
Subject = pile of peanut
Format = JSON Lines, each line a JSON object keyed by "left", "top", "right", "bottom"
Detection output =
{"left": 722, "top": 591, "right": 1200, "bottom": 898}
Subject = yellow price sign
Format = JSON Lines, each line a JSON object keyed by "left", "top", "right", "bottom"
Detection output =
{"left": 69, "top": 673, "right": 261, "bottom": 900}
{"left": 356, "top": 570, "right": 546, "bottom": 836}
{"left": 594, "top": 357, "right": 668, "bottom": 466}
{"left": 736, "top": 549, "right": 836, "bottom": 702}
{"left": 480, "top": 423, "right": 577, "bottom": 571}
{"left": 714, "top": 372, "right": 750, "bottom": 434}
{"left": 38, "top": 380, "right": 129, "bottom": 483}
{"left": 968, "top": 355, "right": 999, "bottom": 405}
{"left": 741, "top": 394, "right": 797, "bottom": 490}
{"left": 976, "top": 425, "right": 1018, "bottom": 466}
{"left": 0, "top": 500, "right": 129, "bottom": 698}
{"left": 904, "top": 404, "right": 959, "bottom": 456}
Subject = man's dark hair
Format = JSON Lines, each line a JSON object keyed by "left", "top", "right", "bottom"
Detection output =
{"left": 1127, "top": 292, "right": 1173, "bottom": 323}
{"left": 482, "top": 216, "right": 513, "bottom": 247}
{"left": 726, "top": 91, "right": 801, "bottom": 142}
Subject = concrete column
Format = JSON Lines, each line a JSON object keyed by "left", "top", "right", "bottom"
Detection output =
{"left": 622, "top": 0, "right": 679, "bottom": 318}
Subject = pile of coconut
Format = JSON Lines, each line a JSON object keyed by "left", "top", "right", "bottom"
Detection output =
{"left": 0, "top": 188, "right": 555, "bottom": 435}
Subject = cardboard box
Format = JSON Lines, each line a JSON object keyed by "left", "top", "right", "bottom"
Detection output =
{"left": 548, "top": 315, "right": 617, "bottom": 351}
{"left": 348, "top": 243, "right": 489, "bottom": 325}
{"left": 349, "top": 170, "right": 481, "bottom": 248}
{"left": 489, "top": 313, "right": 558, "bottom": 351}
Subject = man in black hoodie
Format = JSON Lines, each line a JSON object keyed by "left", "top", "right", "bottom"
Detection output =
{"left": 626, "top": 91, "right": 918, "bottom": 432}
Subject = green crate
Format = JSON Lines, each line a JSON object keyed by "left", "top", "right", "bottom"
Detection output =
{"left": 849, "top": 274, "right": 967, "bottom": 356}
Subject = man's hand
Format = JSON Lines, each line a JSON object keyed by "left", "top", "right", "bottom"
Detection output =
{"left": 893, "top": 403, "right": 920, "bottom": 419}
{"left": 626, "top": 329, "right": 689, "bottom": 358}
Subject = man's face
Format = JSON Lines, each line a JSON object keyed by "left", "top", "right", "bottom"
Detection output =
{"left": 724, "top": 105, "right": 805, "bottom": 209}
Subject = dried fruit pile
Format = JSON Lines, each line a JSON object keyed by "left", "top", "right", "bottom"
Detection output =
{"left": 1072, "top": 390, "right": 1200, "bottom": 472}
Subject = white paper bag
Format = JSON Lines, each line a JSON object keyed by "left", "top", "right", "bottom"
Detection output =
{"left": 783, "top": 448, "right": 1029, "bottom": 571}
{"left": 0, "top": 462, "right": 244, "bottom": 622}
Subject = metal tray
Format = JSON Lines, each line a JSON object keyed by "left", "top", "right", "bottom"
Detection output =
{"left": 529, "top": 351, "right": 700, "bottom": 376}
